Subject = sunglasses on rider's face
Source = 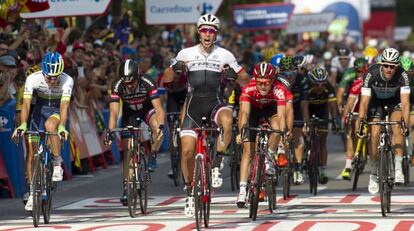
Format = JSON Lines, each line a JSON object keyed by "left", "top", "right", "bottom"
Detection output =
{"left": 382, "top": 64, "right": 397, "bottom": 70}
{"left": 255, "top": 80, "right": 271, "bottom": 86}
{"left": 311, "top": 82, "right": 325, "bottom": 87}
{"left": 199, "top": 28, "right": 217, "bottom": 34}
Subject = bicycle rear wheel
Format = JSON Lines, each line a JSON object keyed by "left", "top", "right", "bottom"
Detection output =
{"left": 283, "top": 169, "right": 292, "bottom": 200}
{"left": 310, "top": 140, "right": 319, "bottom": 195}
{"left": 230, "top": 141, "right": 241, "bottom": 191}
{"left": 194, "top": 156, "right": 203, "bottom": 230}
{"left": 402, "top": 154, "right": 410, "bottom": 185}
{"left": 379, "top": 147, "right": 388, "bottom": 217}
{"left": 138, "top": 150, "right": 149, "bottom": 214}
{"left": 42, "top": 160, "right": 53, "bottom": 224}
{"left": 203, "top": 160, "right": 211, "bottom": 228}
{"left": 352, "top": 153, "right": 362, "bottom": 191}
{"left": 127, "top": 149, "right": 139, "bottom": 217}
{"left": 170, "top": 149, "right": 181, "bottom": 187}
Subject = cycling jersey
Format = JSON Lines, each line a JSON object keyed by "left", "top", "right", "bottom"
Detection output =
{"left": 308, "top": 82, "right": 336, "bottom": 130}
{"left": 23, "top": 71, "right": 74, "bottom": 106}
{"left": 338, "top": 68, "right": 357, "bottom": 89}
{"left": 110, "top": 74, "right": 159, "bottom": 111}
{"left": 240, "top": 79, "right": 290, "bottom": 109}
{"left": 174, "top": 44, "right": 242, "bottom": 97}
{"left": 361, "top": 64, "right": 410, "bottom": 100}
{"left": 331, "top": 56, "right": 356, "bottom": 85}
{"left": 348, "top": 78, "right": 363, "bottom": 112}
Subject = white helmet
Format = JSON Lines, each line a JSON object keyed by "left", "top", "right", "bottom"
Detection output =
{"left": 381, "top": 48, "right": 400, "bottom": 64}
{"left": 197, "top": 14, "right": 220, "bottom": 30}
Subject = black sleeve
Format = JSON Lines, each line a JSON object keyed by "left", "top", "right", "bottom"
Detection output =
{"left": 141, "top": 74, "right": 159, "bottom": 100}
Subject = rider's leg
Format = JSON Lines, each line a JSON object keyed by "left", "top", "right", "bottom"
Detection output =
{"left": 148, "top": 110, "right": 164, "bottom": 153}
{"left": 391, "top": 110, "right": 404, "bottom": 183}
{"left": 293, "top": 127, "right": 304, "bottom": 167}
{"left": 180, "top": 133, "right": 197, "bottom": 193}
{"left": 45, "top": 115, "right": 64, "bottom": 182}
{"left": 213, "top": 107, "right": 233, "bottom": 169}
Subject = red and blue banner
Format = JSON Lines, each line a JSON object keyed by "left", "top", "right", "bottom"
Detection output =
{"left": 232, "top": 3, "right": 295, "bottom": 31}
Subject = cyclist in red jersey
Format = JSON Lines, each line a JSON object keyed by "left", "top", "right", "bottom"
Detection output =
{"left": 340, "top": 60, "right": 368, "bottom": 179}
{"left": 235, "top": 62, "right": 288, "bottom": 208}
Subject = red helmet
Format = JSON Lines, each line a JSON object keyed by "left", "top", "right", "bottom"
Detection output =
{"left": 252, "top": 62, "right": 275, "bottom": 80}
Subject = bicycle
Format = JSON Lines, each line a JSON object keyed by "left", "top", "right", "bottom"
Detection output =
{"left": 108, "top": 124, "right": 151, "bottom": 218}
{"left": 303, "top": 115, "right": 334, "bottom": 195}
{"left": 19, "top": 131, "right": 59, "bottom": 227}
{"left": 279, "top": 138, "right": 294, "bottom": 200}
{"left": 229, "top": 118, "right": 241, "bottom": 191}
{"left": 351, "top": 122, "right": 368, "bottom": 191}
{"left": 402, "top": 135, "right": 412, "bottom": 185}
{"left": 242, "top": 125, "right": 284, "bottom": 220}
{"left": 182, "top": 117, "right": 222, "bottom": 230}
{"left": 360, "top": 108, "right": 406, "bottom": 217}
{"left": 166, "top": 112, "right": 182, "bottom": 187}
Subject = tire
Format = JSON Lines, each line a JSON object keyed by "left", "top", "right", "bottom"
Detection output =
{"left": 32, "top": 154, "right": 42, "bottom": 227}
{"left": 138, "top": 150, "right": 149, "bottom": 214}
{"left": 265, "top": 175, "right": 276, "bottom": 212}
{"left": 203, "top": 159, "right": 211, "bottom": 228}
{"left": 251, "top": 152, "right": 264, "bottom": 221}
{"left": 42, "top": 160, "right": 53, "bottom": 224}
{"left": 379, "top": 147, "right": 387, "bottom": 217}
{"left": 126, "top": 149, "right": 139, "bottom": 217}
{"left": 352, "top": 153, "right": 361, "bottom": 191}
{"left": 309, "top": 137, "right": 319, "bottom": 195}
{"left": 402, "top": 155, "right": 410, "bottom": 186}
{"left": 170, "top": 148, "right": 181, "bottom": 187}
{"left": 194, "top": 157, "right": 203, "bottom": 230}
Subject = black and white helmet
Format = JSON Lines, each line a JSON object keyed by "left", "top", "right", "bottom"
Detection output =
{"left": 119, "top": 59, "right": 140, "bottom": 83}
{"left": 381, "top": 48, "right": 400, "bottom": 64}
{"left": 308, "top": 67, "right": 328, "bottom": 83}
{"left": 197, "top": 14, "right": 220, "bottom": 30}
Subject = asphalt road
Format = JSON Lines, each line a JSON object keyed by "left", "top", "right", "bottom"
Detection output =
{"left": 1, "top": 133, "right": 414, "bottom": 230}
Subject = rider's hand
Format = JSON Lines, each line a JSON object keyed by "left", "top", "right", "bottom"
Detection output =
{"left": 332, "top": 119, "right": 340, "bottom": 134}
{"left": 58, "top": 125, "right": 68, "bottom": 141}
{"left": 172, "top": 60, "right": 186, "bottom": 74}
{"left": 103, "top": 128, "right": 113, "bottom": 146}
{"left": 236, "top": 134, "right": 243, "bottom": 144}
{"left": 156, "top": 124, "right": 164, "bottom": 141}
{"left": 12, "top": 122, "right": 27, "bottom": 141}
{"left": 355, "top": 119, "right": 365, "bottom": 138}
{"left": 402, "top": 125, "right": 410, "bottom": 137}
{"left": 302, "top": 122, "right": 309, "bottom": 136}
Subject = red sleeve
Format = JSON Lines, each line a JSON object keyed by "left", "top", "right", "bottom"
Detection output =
{"left": 274, "top": 84, "right": 287, "bottom": 106}
{"left": 56, "top": 41, "right": 66, "bottom": 55}
{"left": 239, "top": 84, "right": 252, "bottom": 103}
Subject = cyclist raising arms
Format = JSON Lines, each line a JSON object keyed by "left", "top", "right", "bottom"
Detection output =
{"left": 162, "top": 14, "right": 250, "bottom": 216}
{"left": 105, "top": 59, "right": 165, "bottom": 205}
{"left": 12, "top": 52, "right": 74, "bottom": 211}
{"left": 236, "top": 62, "right": 288, "bottom": 207}
{"left": 357, "top": 48, "right": 410, "bottom": 194}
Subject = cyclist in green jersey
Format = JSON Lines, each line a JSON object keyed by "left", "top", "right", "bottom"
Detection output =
{"left": 400, "top": 56, "right": 414, "bottom": 159}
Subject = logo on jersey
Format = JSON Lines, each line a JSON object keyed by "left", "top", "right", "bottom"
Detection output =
{"left": 274, "top": 88, "right": 286, "bottom": 100}
{"left": 363, "top": 72, "right": 371, "bottom": 87}
{"left": 142, "top": 77, "right": 155, "bottom": 87}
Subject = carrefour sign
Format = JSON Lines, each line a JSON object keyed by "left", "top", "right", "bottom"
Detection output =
{"left": 145, "top": 0, "right": 223, "bottom": 25}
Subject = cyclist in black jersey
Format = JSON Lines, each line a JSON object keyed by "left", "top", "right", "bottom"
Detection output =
{"left": 162, "top": 14, "right": 250, "bottom": 217}
{"left": 357, "top": 48, "right": 410, "bottom": 194}
{"left": 104, "top": 59, "right": 165, "bottom": 205}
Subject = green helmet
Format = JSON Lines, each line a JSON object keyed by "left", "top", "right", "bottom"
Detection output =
{"left": 353, "top": 57, "right": 368, "bottom": 69}
{"left": 280, "top": 56, "right": 293, "bottom": 71}
{"left": 400, "top": 56, "right": 413, "bottom": 72}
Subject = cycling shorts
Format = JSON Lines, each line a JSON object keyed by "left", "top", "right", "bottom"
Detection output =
{"left": 121, "top": 105, "right": 155, "bottom": 139}
{"left": 167, "top": 90, "right": 186, "bottom": 113}
{"left": 293, "top": 102, "right": 304, "bottom": 128}
{"left": 368, "top": 98, "right": 401, "bottom": 120}
{"left": 309, "top": 105, "right": 329, "bottom": 132}
{"left": 29, "top": 103, "right": 60, "bottom": 131}
{"left": 180, "top": 95, "right": 231, "bottom": 138}
{"left": 245, "top": 105, "right": 278, "bottom": 142}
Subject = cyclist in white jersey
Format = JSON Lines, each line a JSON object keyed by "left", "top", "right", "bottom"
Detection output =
{"left": 330, "top": 46, "right": 356, "bottom": 89}
{"left": 163, "top": 14, "right": 250, "bottom": 217}
{"left": 12, "top": 52, "right": 73, "bottom": 211}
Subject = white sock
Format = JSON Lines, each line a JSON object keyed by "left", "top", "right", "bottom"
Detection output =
{"left": 267, "top": 148, "right": 275, "bottom": 161}
{"left": 239, "top": 182, "right": 247, "bottom": 194}
{"left": 395, "top": 156, "right": 403, "bottom": 171}
{"left": 345, "top": 158, "right": 353, "bottom": 169}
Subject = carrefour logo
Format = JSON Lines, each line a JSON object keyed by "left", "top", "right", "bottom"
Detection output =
{"left": 150, "top": 5, "right": 192, "bottom": 14}
{"left": 198, "top": 2, "right": 213, "bottom": 14}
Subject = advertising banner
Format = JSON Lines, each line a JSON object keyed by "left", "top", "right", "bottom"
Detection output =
{"left": 145, "top": 0, "right": 222, "bottom": 25}
{"left": 286, "top": 12, "right": 335, "bottom": 34}
{"left": 232, "top": 3, "right": 295, "bottom": 31}
{"left": 20, "top": 0, "right": 112, "bottom": 19}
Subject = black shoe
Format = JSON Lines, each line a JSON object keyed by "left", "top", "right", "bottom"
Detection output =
{"left": 22, "top": 192, "right": 29, "bottom": 205}
{"left": 120, "top": 190, "right": 127, "bottom": 206}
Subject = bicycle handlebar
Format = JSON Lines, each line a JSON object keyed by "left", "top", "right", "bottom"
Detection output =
{"left": 110, "top": 126, "right": 150, "bottom": 133}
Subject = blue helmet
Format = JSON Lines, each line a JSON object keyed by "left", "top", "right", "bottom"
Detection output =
{"left": 41, "top": 52, "right": 64, "bottom": 77}
{"left": 270, "top": 53, "right": 284, "bottom": 67}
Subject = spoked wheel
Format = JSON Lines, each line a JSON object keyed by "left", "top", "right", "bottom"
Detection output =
{"left": 283, "top": 169, "right": 292, "bottom": 200}
{"left": 311, "top": 141, "right": 319, "bottom": 196}
{"left": 352, "top": 154, "right": 362, "bottom": 191}
{"left": 32, "top": 155, "right": 42, "bottom": 227}
{"left": 250, "top": 152, "right": 264, "bottom": 221}
{"left": 402, "top": 155, "right": 410, "bottom": 185}
{"left": 138, "top": 151, "right": 149, "bottom": 214}
{"left": 194, "top": 157, "right": 203, "bottom": 231}
{"left": 203, "top": 162, "right": 211, "bottom": 228}
{"left": 42, "top": 162, "right": 53, "bottom": 224}
{"left": 127, "top": 150, "right": 139, "bottom": 217}
{"left": 379, "top": 148, "right": 388, "bottom": 217}
{"left": 171, "top": 150, "right": 181, "bottom": 187}
{"left": 265, "top": 175, "right": 276, "bottom": 213}
{"left": 230, "top": 142, "right": 241, "bottom": 191}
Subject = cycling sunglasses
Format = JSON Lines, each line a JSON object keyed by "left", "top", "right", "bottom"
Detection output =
{"left": 199, "top": 28, "right": 218, "bottom": 34}
{"left": 382, "top": 64, "right": 398, "bottom": 70}
{"left": 255, "top": 80, "right": 272, "bottom": 86}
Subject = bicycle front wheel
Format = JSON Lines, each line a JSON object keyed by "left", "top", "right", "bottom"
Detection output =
{"left": 32, "top": 155, "right": 42, "bottom": 227}
{"left": 251, "top": 152, "right": 264, "bottom": 221}
{"left": 41, "top": 161, "right": 54, "bottom": 224}
{"left": 138, "top": 150, "right": 149, "bottom": 214}
{"left": 194, "top": 156, "right": 203, "bottom": 230}
{"left": 402, "top": 154, "right": 410, "bottom": 185}
{"left": 379, "top": 147, "right": 388, "bottom": 217}
{"left": 352, "top": 153, "right": 362, "bottom": 191}
{"left": 265, "top": 175, "right": 276, "bottom": 212}
{"left": 126, "top": 149, "right": 139, "bottom": 217}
